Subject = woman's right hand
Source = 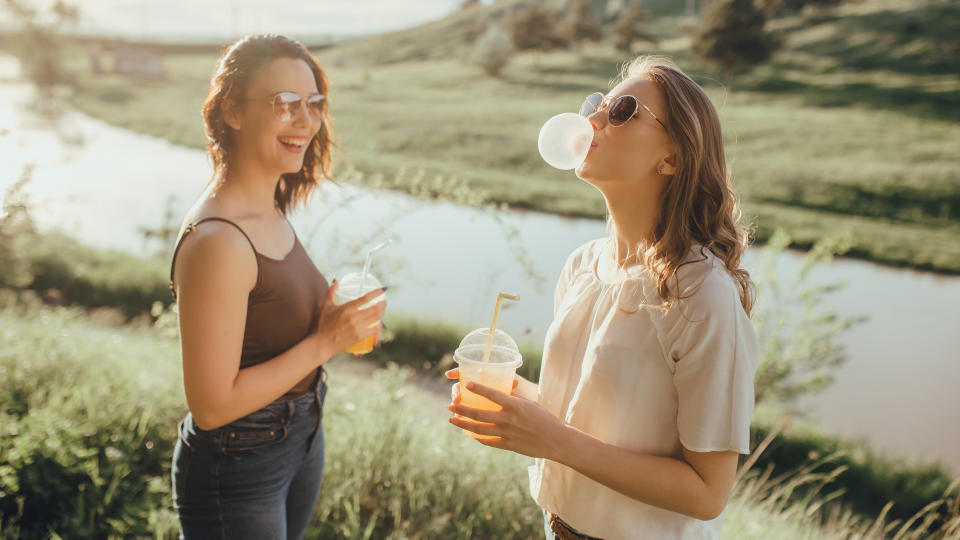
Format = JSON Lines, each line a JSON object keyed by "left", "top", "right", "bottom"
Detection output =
{"left": 313, "top": 280, "right": 386, "bottom": 360}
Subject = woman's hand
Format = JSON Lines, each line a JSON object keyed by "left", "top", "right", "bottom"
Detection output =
{"left": 313, "top": 280, "right": 386, "bottom": 360}
{"left": 444, "top": 371, "right": 568, "bottom": 460}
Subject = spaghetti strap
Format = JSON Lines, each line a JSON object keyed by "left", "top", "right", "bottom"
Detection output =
{"left": 168, "top": 217, "right": 262, "bottom": 300}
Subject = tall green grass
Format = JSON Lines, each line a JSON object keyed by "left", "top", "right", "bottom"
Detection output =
{"left": 0, "top": 298, "right": 182, "bottom": 538}
{"left": 2, "top": 299, "right": 958, "bottom": 539}
{"left": 311, "top": 367, "right": 541, "bottom": 539}
{"left": 0, "top": 300, "right": 543, "bottom": 538}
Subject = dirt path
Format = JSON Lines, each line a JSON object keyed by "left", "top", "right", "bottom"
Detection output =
{"left": 325, "top": 355, "right": 453, "bottom": 406}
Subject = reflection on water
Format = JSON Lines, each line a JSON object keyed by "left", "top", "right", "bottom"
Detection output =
{"left": 1, "top": 80, "right": 958, "bottom": 473}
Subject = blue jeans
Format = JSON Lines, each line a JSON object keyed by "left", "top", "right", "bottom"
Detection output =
{"left": 172, "top": 370, "right": 327, "bottom": 540}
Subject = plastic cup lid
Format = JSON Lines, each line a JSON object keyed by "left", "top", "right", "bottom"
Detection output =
{"left": 454, "top": 343, "right": 522, "bottom": 369}
{"left": 458, "top": 327, "right": 519, "bottom": 353}
{"left": 335, "top": 271, "right": 382, "bottom": 300}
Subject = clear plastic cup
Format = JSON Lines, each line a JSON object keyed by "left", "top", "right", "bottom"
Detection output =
{"left": 333, "top": 271, "right": 385, "bottom": 355}
{"left": 454, "top": 328, "right": 522, "bottom": 439}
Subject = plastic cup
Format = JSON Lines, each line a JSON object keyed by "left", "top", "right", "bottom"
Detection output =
{"left": 333, "top": 271, "right": 385, "bottom": 355}
{"left": 454, "top": 328, "right": 522, "bottom": 440}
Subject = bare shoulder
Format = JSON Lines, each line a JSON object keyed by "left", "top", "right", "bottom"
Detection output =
{"left": 177, "top": 197, "right": 220, "bottom": 236}
{"left": 173, "top": 208, "right": 257, "bottom": 296}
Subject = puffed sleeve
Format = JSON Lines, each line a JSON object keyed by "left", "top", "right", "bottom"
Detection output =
{"left": 669, "top": 270, "right": 758, "bottom": 454}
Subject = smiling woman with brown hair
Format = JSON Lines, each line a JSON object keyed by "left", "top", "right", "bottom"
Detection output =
{"left": 168, "top": 34, "right": 386, "bottom": 539}
{"left": 447, "top": 56, "right": 759, "bottom": 540}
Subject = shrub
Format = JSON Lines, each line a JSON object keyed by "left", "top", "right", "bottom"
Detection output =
{"left": 691, "top": 0, "right": 781, "bottom": 87}
{"left": 471, "top": 25, "right": 514, "bottom": 77}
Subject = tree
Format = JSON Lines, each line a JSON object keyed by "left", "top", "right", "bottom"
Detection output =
{"left": 691, "top": 0, "right": 781, "bottom": 88}
{"left": 562, "top": 0, "right": 601, "bottom": 51}
{"left": 0, "top": 167, "right": 37, "bottom": 291}
{"left": 613, "top": 1, "right": 654, "bottom": 53}
{"left": 2, "top": 0, "right": 78, "bottom": 110}
{"left": 471, "top": 26, "right": 515, "bottom": 77}
{"left": 508, "top": 2, "right": 567, "bottom": 65}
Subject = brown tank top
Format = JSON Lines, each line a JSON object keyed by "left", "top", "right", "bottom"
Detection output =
{"left": 168, "top": 217, "right": 329, "bottom": 398}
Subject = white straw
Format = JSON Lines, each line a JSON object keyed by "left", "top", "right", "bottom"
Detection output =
{"left": 482, "top": 292, "right": 518, "bottom": 363}
{"left": 358, "top": 238, "right": 393, "bottom": 295}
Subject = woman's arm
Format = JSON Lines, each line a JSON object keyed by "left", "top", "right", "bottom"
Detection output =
{"left": 556, "top": 422, "right": 738, "bottom": 520}
{"left": 448, "top": 383, "right": 739, "bottom": 521}
{"left": 174, "top": 224, "right": 384, "bottom": 430}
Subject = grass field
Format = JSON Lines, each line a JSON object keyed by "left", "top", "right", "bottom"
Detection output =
{"left": 65, "top": 0, "right": 960, "bottom": 273}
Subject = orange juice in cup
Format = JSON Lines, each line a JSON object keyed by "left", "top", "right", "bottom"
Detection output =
{"left": 346, "top": 334, "right": 378, "bottom": 356}
{"left": 333, "top": 271, "right": 385, "bottom": 356}
{"left": 454, "top": 328, "right": 522, "bottom": 439}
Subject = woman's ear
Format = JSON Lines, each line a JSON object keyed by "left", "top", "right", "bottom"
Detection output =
{"left": 223, "top": 98, "right": 243, "bottom": 131}
{"left": 658, "top": 154, "right": 678, "bottom": 176}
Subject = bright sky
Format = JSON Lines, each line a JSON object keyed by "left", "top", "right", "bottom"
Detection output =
{"left": 32, "top": 0, "right": 472, "bottom": 40}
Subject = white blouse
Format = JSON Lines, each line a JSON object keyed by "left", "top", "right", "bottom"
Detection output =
{"left": 529, "top": 238, "right": 759, "bottom": 540}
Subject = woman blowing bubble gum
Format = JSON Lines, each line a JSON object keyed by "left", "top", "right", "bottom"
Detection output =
{"left": 446, "top": 56, "right": 759, "bottom": 540}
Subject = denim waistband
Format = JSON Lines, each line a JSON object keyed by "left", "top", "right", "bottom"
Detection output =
{"left": 179, "top": 367, "right": 327, "bottom": 454}
{"left": 266, "top": 367, "right": 327, "bottom": 418}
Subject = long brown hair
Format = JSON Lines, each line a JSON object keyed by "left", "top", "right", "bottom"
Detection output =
{"left": 619, "top": 56, "right": 755, "bottom": 314}
{"left": 202, "top": 34, "right": 335, "bottom": 215}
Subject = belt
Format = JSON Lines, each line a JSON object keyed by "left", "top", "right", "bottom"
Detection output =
{"left": 548, "top": 513, "right": 604, "bottom": 540}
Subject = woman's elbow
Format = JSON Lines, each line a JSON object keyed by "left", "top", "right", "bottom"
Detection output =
{"left": 190, "top": 408, "right": 227, "bottom": 431}
{"left": 187, "top": 396, "right": 231, "bottom": 431}
{"left": 694, "top": 495, "right": 729, "bottom": 521}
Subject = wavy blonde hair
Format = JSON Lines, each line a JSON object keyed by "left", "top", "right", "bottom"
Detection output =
{"left": 618, "top": 56, "right": 755, "bottom": 314}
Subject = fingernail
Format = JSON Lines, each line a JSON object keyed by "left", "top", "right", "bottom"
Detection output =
{"left": 466, "top": 382, "right": 475, "bottom": 390}
{"left": 380, "top": 286, "right": 389, "bottom": 292}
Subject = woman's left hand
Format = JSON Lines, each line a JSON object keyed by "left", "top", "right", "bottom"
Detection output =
{"left": 447, "top": 381, "right": 569, "bottom": 460}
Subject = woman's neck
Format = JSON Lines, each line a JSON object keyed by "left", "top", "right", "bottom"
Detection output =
{"left": 210, "top": 158, "right": 281, "bottom": 217}
{"left": 603, "top": 185, "right": 660, "bottom": 268}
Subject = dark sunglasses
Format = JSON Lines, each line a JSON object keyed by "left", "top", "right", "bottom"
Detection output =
{"left": 579, "top": 92, "right": 666, "bottom": 129}
{"left": 245, "top": 91, "right": 325, "bottom": 122}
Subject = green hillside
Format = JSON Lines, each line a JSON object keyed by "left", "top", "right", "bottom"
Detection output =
{"left": 68, "top": 0, "right": 960, "bottom": 272}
